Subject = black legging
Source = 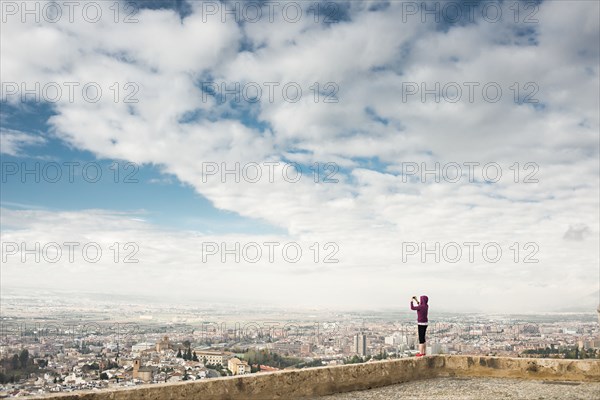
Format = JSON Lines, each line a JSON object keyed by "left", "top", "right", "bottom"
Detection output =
{"left": 418, "top": 325, "right": 428, "bottom": 344}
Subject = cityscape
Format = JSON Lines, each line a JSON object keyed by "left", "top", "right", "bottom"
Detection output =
{"left": 0, "top": 293, "right": 598, "bottom": 397}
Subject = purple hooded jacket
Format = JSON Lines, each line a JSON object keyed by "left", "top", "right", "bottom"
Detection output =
{"left": 410, "top": 295, "right": 429, "bottom": 324}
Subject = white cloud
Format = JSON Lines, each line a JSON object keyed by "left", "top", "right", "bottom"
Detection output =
{"left": 0, "top": 128, "right": 46, "bottom": 156}
{"left": 564, "top": 224, "right": 591, "bottom": 241}
{"left": 1, "top": 0, "right": 598, "bottom": 312}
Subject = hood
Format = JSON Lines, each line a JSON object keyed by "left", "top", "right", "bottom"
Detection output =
{"left": 420, "top": 295, "right": 428, "bottom": 305}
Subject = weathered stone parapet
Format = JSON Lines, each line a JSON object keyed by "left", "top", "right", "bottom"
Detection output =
{"left": 436, "top": 355, "right": 600, "bottom": 382}
{"left": 32, "top": 356, "right": 599, "bottom": 399}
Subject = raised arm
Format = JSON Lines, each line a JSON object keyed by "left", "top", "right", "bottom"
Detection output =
{"left": 410, "top": 297, "right": 422, "bottom": 310}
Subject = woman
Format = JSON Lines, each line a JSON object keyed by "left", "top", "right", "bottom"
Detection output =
{"left": 410, "top": 295, "right": 429, "bottom": 357}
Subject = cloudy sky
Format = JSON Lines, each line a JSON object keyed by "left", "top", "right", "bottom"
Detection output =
{"left": 1, "top": 0, "right": 598, "bottom": 313}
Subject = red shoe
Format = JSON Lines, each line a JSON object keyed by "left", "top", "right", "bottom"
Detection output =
{"left": 415, "top": 353, "right": 423, "bottom": 357}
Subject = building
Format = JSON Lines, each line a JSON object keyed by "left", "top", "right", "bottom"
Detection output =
{"left": 156, "top": 336, "right": 170, "bottom": 352}
{"left": 132, "top": 359, "right": 154, "bottom": 382}
{"left": 271, "top": 341, "right": 302, "bottom": 355}
{"left": 353, "top": 334, "right": 367, "bottom": 356}
{"left": 132, "top": 342, "right": 155, "bottom": 354}
{"left": 385, "top": 333, "right": 404, "bottom": 346}
{"left": 228, "top": 357, "right": 251, "bottom": 375}
{"left": 195, "top": 350, "right": 229, "bottom": 367}
{"left": 256, "top": 364, "right": 279, "bottom": 372}
{"left": 300, "top": 343, "right": 314, "bottom": 356}
{"left": 427, "top": 343, "right": 442, "bottom": 355}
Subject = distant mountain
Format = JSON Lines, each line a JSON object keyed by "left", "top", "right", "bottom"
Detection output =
{"left": 553, "top": 290, "right": 599, "bottom": 313}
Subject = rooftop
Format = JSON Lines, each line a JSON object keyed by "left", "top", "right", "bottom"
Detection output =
{"left": 314, "top": 377, "right": 600, "bottom": 400}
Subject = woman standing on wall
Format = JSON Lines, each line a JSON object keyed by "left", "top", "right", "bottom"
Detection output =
{"left": 410, "top": 295, "right": 429, "bottom": 357}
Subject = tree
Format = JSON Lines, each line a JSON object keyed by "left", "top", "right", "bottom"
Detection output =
{"left": 11, "top": 354, "right": 20, "bottom": 370}
{"left": 192, "top": 352, "right": 199, "bottom": 362}
{"left": 344, "top": 355, "right": 362, "bottom": 365}
{"left": 19, "top": 350, "right": 29, "bottom": 369}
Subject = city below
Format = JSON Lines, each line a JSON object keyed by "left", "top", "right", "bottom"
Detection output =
{"left": 0, "top": 292, "right": 598, "bottom": 397}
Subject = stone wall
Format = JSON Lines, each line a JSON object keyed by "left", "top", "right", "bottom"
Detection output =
{"left": 437, "top": 355, "right": 600, "bottom": 382}
{"left": 34, "top": 356, "right": 599, "bottom": 399}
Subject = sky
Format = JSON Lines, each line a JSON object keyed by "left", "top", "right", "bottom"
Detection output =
{"left": 0, "top": 0, "right": 599, "bottom": 313}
